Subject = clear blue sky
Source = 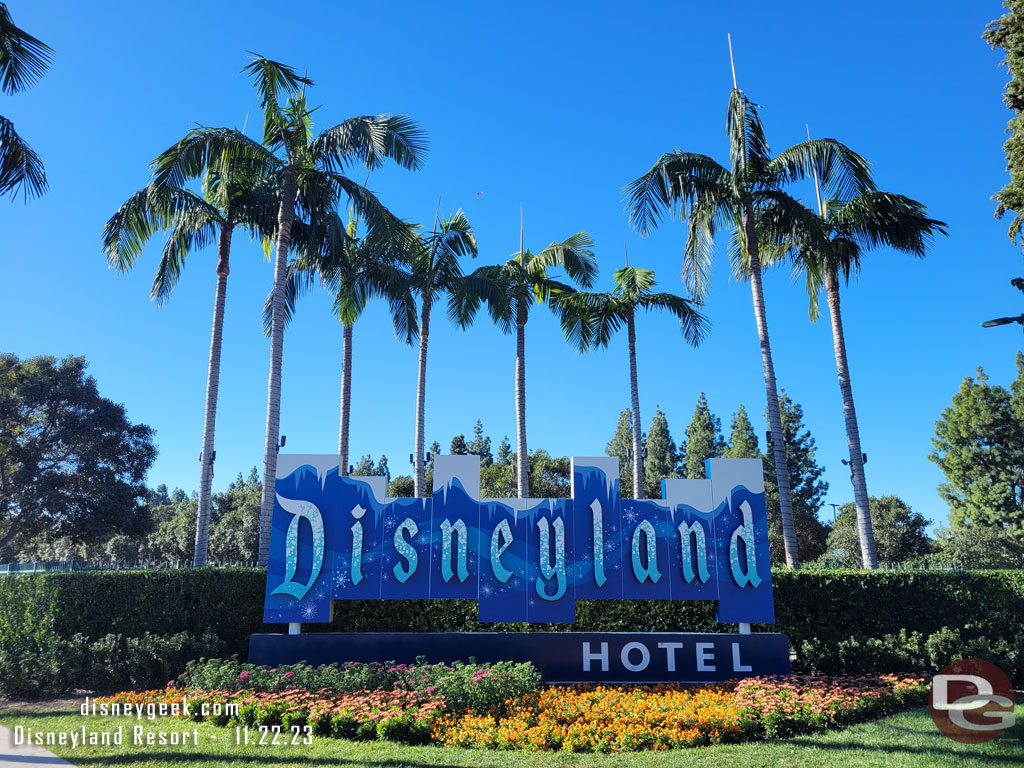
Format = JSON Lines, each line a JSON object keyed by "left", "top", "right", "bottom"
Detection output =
{"left": 3, "top": 0, "right": 1019, "bottom": 532}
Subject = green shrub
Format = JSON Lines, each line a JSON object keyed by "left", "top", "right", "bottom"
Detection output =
{"left": 330, "top": 713, "right": 358, "bottom": 739}
{"left": 799, "top": 626, "right": 1024, "bottom": 683}
{"left": 280, "top": 711, "right": 307, "bottom": 730}
{"left": 179, "top": 657, "right": 540, "bottom": 715}
{"left": 3, "top": 567, "right": 1023, "bottom": 694}
{"left": 355, "top": 719, "right": 377, "bottom": 741}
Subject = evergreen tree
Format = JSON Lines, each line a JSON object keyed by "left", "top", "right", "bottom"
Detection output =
{"left": 763, "top": 390, "right": 829, "bottom": 564}
{"left": 467, "top": 419, "right": 493, "bottom": 467}
{"left": 725, "top": 405, "right": 760, "bottom": 458}
{"left": 449, "top": 434, "right": 469, "bottom": 455}
{"left": 929, "top": 365, "right": 1024, "bottom": 540}
{"left": 374, "top": 455, "right": 391, "bottom": 483}
{"left": 683, "top": 393, "right": 726, "bottom": 479}
{"left": 496, "top": 435, "right": 513, "bottom": 466}
{"left": 350, "top": 454, "right": 375, "bottom": 475}
{"left": 644, "top": 406, "right": 677, "bottom": 498}
{"left": 605, "top": 408, "right": 640, "bottom": 497}
{"left": 985, "top": 5, "right": 1024, "bottom": 249}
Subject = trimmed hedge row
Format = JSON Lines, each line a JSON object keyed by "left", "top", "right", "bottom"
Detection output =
{"left": 2, "top": 568, "right": 1022, "bottom": 690}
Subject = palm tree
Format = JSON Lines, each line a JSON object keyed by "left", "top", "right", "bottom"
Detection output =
{"left": 624, "top": 88, "right": 874, "bottom": 567}
{"left": 407, "top": 208, "right": 504, "bottom": 497}
{"left": 152, "top": 56, "right": 427, "bottom": 564}
{"left": 266, "top": 208, "right": 418, "bottom": 475}
{"left": 102, "top": 166, "right": 278, "bottom": 566}
{"left": 559, "top": 263, "right": 708, "bottom": 499}
{"left": 0, "top": 2, "right": 53, "bottom": 200}
{"left": 469, "top": 229, "right": 597, "bottom": 497}
{"left": 790, "top": 188, "right": 947, "bottom": 568}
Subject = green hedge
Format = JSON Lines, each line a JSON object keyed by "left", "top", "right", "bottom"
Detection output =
{"left": 3, "top": 568, "right": 1022, "bottom": 693}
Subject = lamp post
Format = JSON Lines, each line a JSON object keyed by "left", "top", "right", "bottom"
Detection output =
{"left": 980, "top": 314, "right": 1024, "bottom": 330}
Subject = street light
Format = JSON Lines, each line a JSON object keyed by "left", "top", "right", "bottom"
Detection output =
{"left": 981, "top": 315, "right": 1024, "bottom": 328}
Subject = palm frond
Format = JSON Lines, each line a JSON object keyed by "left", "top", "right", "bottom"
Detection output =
{"left": 727, "top": 89, "right": 771, "bottom": 187}
{"left": 0, "top": 115, "right": 45, "bottom": 199}
{"left": 529, "top": 231, "right": 598, "bottom": 288}
{"left": 767, "top": 138, "right": 875, "bottom": 200}
{"left": 447, "top": 271, "right": 510, "bottom": 331}
{"left": 0, "top": 4, "right": 53, "bottom": 94}
{"left": 151, "top": 215, "right": 218, "bottom": 303}
{"left": 623, "top": 151, "right": 731, "bottom": 236}
{"left": 152, "top": 127, "right": 278, "bottom": 189}
{"left": 312, "top": 114, "right": 428, "bottom": 173}
{"left": 555, "top": 290, "right": 624, "bottom": 352}
{"left": 638, "top": 291, "right": 709, "bottom": 347}
{"left": 319, "top": 171, "right": 411, "bottom": 252}
{"left": 102, "top": 186, "right": 221, "bottom": 272}
{"left": 829, "top": 191, "right": 948, "bottom": 257}
{"left": 242, "top": 54, "right": 313, "bottom": 148}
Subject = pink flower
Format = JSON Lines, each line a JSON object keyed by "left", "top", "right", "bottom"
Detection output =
{"left": 284, "top": 671, "right": 294, "bottom": 678}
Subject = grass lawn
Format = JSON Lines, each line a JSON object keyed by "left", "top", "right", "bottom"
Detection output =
{"left": 1, "top": 703, "right": 1022, "bottom": 767}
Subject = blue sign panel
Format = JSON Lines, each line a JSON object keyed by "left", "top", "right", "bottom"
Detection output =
{"left": 248, "top": 631, "right": 791, "bottom": 683}
{"left": 263, "top": 454, "right": 775, "bottom": 624}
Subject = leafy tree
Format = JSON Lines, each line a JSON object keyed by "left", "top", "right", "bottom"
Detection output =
{"left": 388, "top": 475, "right": 414, "bottom": 498}
{"left": 763, "top": 391, "right": 829, "bottom": 564}
{"left": 469, "top": 229, "right": 597, "bottom": 497}
{"left": 208, "top": 468, "right": 261, "bottom": 563}
{"left": 725, "top": 405, "right": 760, "bottom": 458}
{"left": 625, "top": 83, "right": 873, "bottom": 567}
{"left": 525, "top": 450, "right": 571, "bottom": 498}
{"left": 152, "top": 55, "right": 426, "bottom": 564}
{"left": 104, "top": 144, "right": 279, "bottom": 568}
{"left": 0, "top": 355, "right": 156, "bottom": 560}
{"left": 929, "top": 366, "right": 1024, "bottom": 540}
{"left": 0, "top": 3, "right": 53, "bottom": 200}
{"left": 560, "top": 265, "right": 706, "bottom": 498}
{"left": 605, "top": 408, "right": 639, "bottom": 498}
{"left": 481, "top": 460, "right": 515, "bottom": 498}
{"left": 985, "top": 3, "right": 1024, "bottom": 248}
{"left": 644, "top": 407, "right": 678, "bottom": 498}
{"left": 683, "top": 393, "right": 726, "bottom": 479}
{"left": 936, "top": 524, "right": 1024, "bottom": 568}
{"left": 827, "top": 496, "right": 929, "bottom": 565}
{"left": 145, "top": 489, "right": 197, "bottom": 562}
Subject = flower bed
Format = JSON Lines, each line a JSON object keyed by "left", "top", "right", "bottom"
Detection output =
{"left": 97, "top": 670, "right": 930, "bottom": 752}
{"left": 433, "top": 684, "right": 744, "bottom": 752}
{"left": 734, "top": 673, "right": 929, "bottom": 738}
{"left": 433, "top": 674, "right": 929, "bottom": 752}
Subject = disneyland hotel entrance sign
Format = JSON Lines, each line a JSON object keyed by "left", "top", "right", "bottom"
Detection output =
{"left": 249, "top": 454, "right": 790, "bottom": 682}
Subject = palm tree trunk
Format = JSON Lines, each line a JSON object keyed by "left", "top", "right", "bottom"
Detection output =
{"left": 193, "top": 224, "right": 233, "bottom": 567}
{"left": 515, "top": 297, "right": 529, "bottom": 498}
{"left": 626, "top": 311, "right": 644, "bottom": 499}
{"left": 743, "top": 201, "right": 800, "bottom": 568}
{"left": 413, "top": 297, "right": 431, "bottom": 497}
{"left": 825, "top": 268, "right": 877, "bottom": 568}
{"left": 338, "top": 323, "right": 353, "bottom": 475}
{"left": 258, "top": 171, "right": 298, "bottom": 566}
